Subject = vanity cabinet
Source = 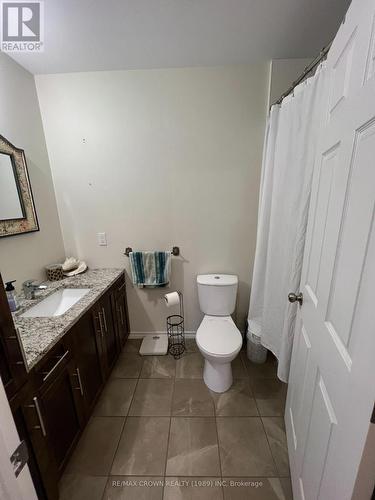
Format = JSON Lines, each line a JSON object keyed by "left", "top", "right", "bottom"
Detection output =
{"left": 0, "top": 271, "right": 130, "bottom": 500}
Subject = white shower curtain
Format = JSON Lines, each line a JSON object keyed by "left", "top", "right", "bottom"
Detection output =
{"left": 248, "top": 63, "right": 329, "bottom": 382}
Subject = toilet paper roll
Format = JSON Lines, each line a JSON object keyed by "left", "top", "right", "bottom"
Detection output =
{"left": 164, "top": 291, "right": 180, "bottom": 307}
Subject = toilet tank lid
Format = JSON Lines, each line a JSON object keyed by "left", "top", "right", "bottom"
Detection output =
{"left": 197, "top": 274, "right": 238, "bottom": 286}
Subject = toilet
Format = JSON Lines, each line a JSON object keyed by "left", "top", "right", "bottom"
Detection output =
{"left": 196, "top": 274, "right": 242, "bottom": 393}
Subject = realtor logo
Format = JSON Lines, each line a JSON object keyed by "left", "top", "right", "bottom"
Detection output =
{"left": 1, "top": 1, "right": 44, "bottom": 52}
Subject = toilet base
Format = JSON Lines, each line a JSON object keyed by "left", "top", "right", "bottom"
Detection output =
{"left": 203, "top": 359, "right": 233, "bottom": 393}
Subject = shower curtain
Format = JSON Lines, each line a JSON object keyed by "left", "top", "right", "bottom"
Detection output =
{"left": 248, "top": 63, "right": 329, "bottom": 382}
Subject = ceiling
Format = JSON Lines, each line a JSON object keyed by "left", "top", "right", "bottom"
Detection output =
{"left": 9, "top": 0, "right": 350, "bottom": 75}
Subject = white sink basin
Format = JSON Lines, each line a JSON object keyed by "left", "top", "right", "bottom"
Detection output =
{"left": 21, "top": 288, "right": 90, "bottom": 318}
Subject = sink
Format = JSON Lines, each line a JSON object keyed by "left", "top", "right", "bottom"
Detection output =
{"left": 20, "top": 288, "right": 90, "bottom": 318}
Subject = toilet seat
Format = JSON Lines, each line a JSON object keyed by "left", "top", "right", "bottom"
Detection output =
{"left": 196, "top": 315, "right": 242, "bottom": 357}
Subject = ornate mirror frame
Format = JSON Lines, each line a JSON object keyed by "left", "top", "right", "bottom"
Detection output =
{"left": 0, "top": 135, "right": 39, "bottom": 237}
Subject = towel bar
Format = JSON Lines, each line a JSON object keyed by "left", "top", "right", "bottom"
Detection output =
{"left": 124, "top": 246, "right": 180, "bottom": 257}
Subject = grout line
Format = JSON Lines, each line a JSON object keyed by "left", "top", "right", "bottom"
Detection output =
{"left": 105, "top": 348, "right": 143, "bottom": 488}
{"left": 259, "top": 415, "right": 280, "bottom": 477}
{"left": 162, "top": 369, "right": 176, "bottom": 497}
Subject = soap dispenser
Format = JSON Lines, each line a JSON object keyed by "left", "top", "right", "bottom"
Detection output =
{"left": 5, "top": 280, "right": 19, "bottom": 312}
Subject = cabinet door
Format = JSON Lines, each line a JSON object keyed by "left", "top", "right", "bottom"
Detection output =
{"left": 111, "top": 276, "right": 130, "bottom": 350}
{"left": 20, "top": 384, "right": 60, "bottom": 500}
{"left": 36, "top": 358, "right": 83, "bottom": 473}
{"left": 115, "top": 291, "right": 129, "bottom": 348}
{"left": 99, "top": 292, "right": 118, "bottom": 373}
{"left": 70, "top": 311, "right": 103, "bottom": 417}
{"left": 0, "top": 273, "right": 27, "bottom": 398}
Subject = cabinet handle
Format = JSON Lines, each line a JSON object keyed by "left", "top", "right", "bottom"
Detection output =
{"left": 119, "top": 305, "right": 124, "bottom": 326}
{"left": 101, "top": 307, "right": 108, "bottom": 332}
{"left": 33, "top": 397, "right": 47, "bottom": 437}
{"left": 97, "top": 311, "right": 104, "bottom": 336}
{"left": 42, "top": 350, "right": 70, "bottom": 382}
{"left": 118, "top": 282, "right": 126, "bottom": 292}
{"left": 75, "top": 367, "right": 84, "bottom": 396}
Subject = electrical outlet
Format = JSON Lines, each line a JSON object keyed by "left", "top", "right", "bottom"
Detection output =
{"left": 97, "top": 232, "right": 107, "bottom": 246}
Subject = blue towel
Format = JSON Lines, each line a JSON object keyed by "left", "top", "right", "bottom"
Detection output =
{"left": 129, "top": 251, "right": 171, "bottom": 288}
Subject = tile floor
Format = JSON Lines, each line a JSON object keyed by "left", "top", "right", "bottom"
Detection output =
{"left": 60, "top": 339, "right": 291, "bottom": 500}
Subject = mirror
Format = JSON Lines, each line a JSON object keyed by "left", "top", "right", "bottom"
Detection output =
{"left": 0, "top": 135, "right": 39, "bottom": 237}
{"left": 0, "top": 152, "right": 25, "bottom": 220}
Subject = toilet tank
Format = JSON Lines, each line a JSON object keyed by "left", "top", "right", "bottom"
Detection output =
{"left": 197, "top": 274, "right": 238, "bottom": 316}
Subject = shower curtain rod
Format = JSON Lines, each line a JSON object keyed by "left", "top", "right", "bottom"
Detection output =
{"left": 271, "top": 41, "right": 332, "bottom": 108}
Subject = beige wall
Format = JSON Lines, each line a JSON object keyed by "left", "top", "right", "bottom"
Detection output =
{"left": 268, "top": 58, "right": 312, "bottom": 106}
{"left": 36, "top": 64, "right": 269, "bottom": 334}
{"left": 0, "top": 54, "right": 65, "bottom": 290}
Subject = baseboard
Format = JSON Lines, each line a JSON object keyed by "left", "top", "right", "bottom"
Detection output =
{"left": 129, "top": 331, "right": 196, "bottom": 339}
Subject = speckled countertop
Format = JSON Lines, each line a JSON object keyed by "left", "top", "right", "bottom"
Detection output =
{"left": 13, "top": 268, "right": 125, "bottom": 370}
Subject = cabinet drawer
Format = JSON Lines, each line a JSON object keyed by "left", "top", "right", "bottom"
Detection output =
{"left": 34, "top": 342, "right": 71, "bottom": 388}
{"left": 111, "top": 273, "right": 126, "bottom": 300}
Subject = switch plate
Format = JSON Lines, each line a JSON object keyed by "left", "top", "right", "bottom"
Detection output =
{"left": 97, "top": 232, "right": 107, "bottom": 246}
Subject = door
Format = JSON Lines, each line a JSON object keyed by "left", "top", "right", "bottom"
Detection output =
{"left": 70, "top": 310, "right": 103, "bottom": 416}
{"left": 0, "top": 378, "right": 37, "bottom": 500}
{"left": 115, "top": 291, "right": 129, "bottom": 348}
{"left": 111, "top": 278, "right": 130, "bottom": 349}
{"left": 36, "top": 357, "right": 83, "bottom": 474}
{"left": 98, "top": 293, "right": 118, "bottom": 373}
{"left": 286, "top": 1, "right": 375, "bottom": 499}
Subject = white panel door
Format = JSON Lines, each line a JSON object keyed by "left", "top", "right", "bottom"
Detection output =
{"left": 285, "top": 0, "right": 375, "bottom": 499}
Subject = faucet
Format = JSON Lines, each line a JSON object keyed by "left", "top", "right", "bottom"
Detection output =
{"left": 22, "top": 280, "right": 48, "bottom": 300}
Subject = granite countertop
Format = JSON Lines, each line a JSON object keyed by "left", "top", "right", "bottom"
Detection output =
{"left": 13, "top": 268, "right": 125, "bottom": 370}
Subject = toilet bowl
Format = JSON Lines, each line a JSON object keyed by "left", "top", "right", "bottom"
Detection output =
{"left": 196, "top": 315, "right": 242, "bottom": 393}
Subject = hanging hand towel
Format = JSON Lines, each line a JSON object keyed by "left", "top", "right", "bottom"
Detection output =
{"left": 129, "top": 251, "right": 171, "bottom": 288}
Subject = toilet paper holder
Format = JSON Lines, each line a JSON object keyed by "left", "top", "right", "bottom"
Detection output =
{"left": 165, "top": 291, "right": 185, "bottom": 359}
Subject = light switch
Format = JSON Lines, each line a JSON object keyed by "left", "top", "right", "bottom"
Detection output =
{"left": 97, "top": 232, "right": 107, "bottom": 246}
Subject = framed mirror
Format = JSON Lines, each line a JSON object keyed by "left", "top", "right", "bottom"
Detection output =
{"left": 0, "top": 135, "right": 39, "bottom": 237}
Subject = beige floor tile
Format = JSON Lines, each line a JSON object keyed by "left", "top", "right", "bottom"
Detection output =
{"left": 172, "top": 379, "right": 214, "bottom": 416}
{"left": 111, "top": 417, "right": 170, "bottom": 476}
{"left": 241, "top": 351, "right": 276, "bottom": 377}
{"left": 280, "top": 478, "right": 294, "bottom": 499}
{"left": 222, "top": 477, "right": 293, "bottom": 500}
{"left": 176, "top": 352, "right": 204, "bottom": 378}
{"left": 111, "top": 353, "right": 143, "bottom": 378}
{"left": 241, "top": 351, "right": 278, "bottom": 379}
{"left": 122, "top": 339, "right": 142, "bottom": 353}
{"left": 166, "top": 417, "right": 221, "bottom": 476}
{"left": 217, "top": 417, "right": 276, "bottom": 477}
{"left": 164, "top": 477, "right": 224, "bottom": 499}
{"left": 184, "top": 338, "right": 199, "bottom": 352}
{"left": 262, "top": 417, "right": 290, "bottom": 476}
{"left": 129, "top": 379, "right": 174, "bottom": 416}
{"left": 141, "top": 355, "right": 176, "bottom": 378}
{"left": 93, "top": 379, "right": 137, "bottom": 416}
{"left": 66, "top": 417, "right": 124, "bottom": 475}
{"left": 252, "top": 379, "right": 287, "bottom": 416}
{"left": 211, "top": 379, "right": 258, "bottom": 416}
{"left": 231, "top": 355, "right": 247, "bottom": 379}
{"left": 104, "top": 476, "right": 164, "bottom": 499}
{"left": 59, "top": 473, "right": 107, "bottom": 500}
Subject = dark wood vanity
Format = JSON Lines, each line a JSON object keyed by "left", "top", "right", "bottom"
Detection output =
{"left": 0, "top": 271, "right": 130, "bottom": 499}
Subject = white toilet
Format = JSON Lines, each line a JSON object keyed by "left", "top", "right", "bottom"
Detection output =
{"left": 196, "top": 274, "right": 242, "bottom": 393}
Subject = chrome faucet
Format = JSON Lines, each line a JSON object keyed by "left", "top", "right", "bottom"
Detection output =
{"left": 22, "top": 280, "right": 48, "bottom": 300}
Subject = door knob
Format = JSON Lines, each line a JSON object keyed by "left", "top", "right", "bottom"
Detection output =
{"left": 288, "top": 292, "right": 303, "bottom": 305}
